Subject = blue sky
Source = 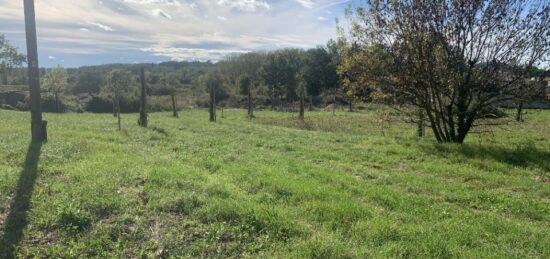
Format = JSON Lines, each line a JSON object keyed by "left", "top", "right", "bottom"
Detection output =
{"left": 0, "top": 0, "right": 358, "bottom": 68}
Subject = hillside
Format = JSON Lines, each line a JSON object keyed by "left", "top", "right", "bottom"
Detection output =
{"left": 1, "top": 109, "right": 549, "bottom": 257}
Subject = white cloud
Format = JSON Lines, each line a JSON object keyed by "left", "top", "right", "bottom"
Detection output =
{"left": 90, "top": 22, "right": 114, "bottom": 31}
{"left": 122, "top": 0, "right": 182, "bottom": 6}
{"left": 317, "top": 16, "right": 326, "bottom": 20}
{"left": 48, "top": 56, "right": 56, "bottom": 60}
{"left": 0, "top": 0, "right": 345, "bottom": 64}
{"left": 295, "top": 0, "right": 314, "bottom": 8}
{"left": 151, "top": 9, "right": 172, "bottom": 19}
{"left": 217, "top": 0, "right": 270, "bottom": 12}
{"left": 141, "top": 46, "right": 249, "bottom": 61}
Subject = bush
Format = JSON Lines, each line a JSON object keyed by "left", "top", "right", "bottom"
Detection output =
{"left": 41, "top": 94, "right": 69, "bottom": 113}
{"left": 84, "top": 95, "right": 140, "bottom": 113}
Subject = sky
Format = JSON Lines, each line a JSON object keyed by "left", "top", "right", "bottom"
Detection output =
{"left": 0, "top": 0, "right": 358, "bottom": 68}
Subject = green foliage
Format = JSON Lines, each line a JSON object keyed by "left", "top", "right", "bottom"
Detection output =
{"left": 103, "top": 69, "right": 134, "bottom": 99}
{"left": 1, "top": 109, "right": 549, "bottom": 257}
{"left": 42, "top": 66, "right": 68, "bottom": 93}
{"left": 0, "top": 34, "right": 26, "bottom": 85}
{"left": 238, "top": 75, "right": 251, "bottom": 96}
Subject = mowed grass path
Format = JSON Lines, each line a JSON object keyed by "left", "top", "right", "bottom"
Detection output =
{"left": 0, "top": 109, "right": 549, "bottom": 258}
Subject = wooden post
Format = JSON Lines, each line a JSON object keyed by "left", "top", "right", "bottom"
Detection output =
{"left": 24, "top": 0, "right": 46, "bottom": 142}
{"left": 209, "top": 83, "right": 216, "bottom": 122}
{"left": 138, "top": 66, "right": 148, "bottom": 127}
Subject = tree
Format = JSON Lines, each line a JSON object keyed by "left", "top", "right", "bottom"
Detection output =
{"left": 514, "top": 67, "right": 548, "bottom": 122}
{"left": 340, "top": 0, "right": 550, "bottom": 143}
{"left": 74, "top": 70, "right": 103, "bottom": 94}
{"left": 0, "top": 34, "right": 26, "bottom": 85}
{"left": 104, "top": 69, "right": 133, "bottom": 130}
{"left": 260, "top": 49, "right": 303, "bottom": 110}
{"left": 238, "top": 75, "right": 253, "bottom": 119}
{"left": 41, "top": 65, "right": 68, "bottom": 113}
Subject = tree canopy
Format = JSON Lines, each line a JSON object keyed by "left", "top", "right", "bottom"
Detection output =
{"left": 339, "top": 0, "right": 550, "bottom": 143}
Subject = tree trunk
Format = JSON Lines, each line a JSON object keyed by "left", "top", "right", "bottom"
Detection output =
{"left": 24, "top": 0, "right": 46, "bottom": 142}
{"left": 417, "top": 109, "right": 425, "bottom": 137}
{"left": 299, "top": 97, "right": 305, "bottom": 120}
{"left": 139, "top": 67, "right": 148, "bottom": 127}
{"left": 516, "top": 100, "right": 524, "bottom": 122}
{"left": 309, "top": 96, "right": 313, "bottom": 111}
{"left": 348, "top": 99, "right": 353, "bottom": 112}
{"left": 221, "top": 107, "right": 225, "bottom": 119}
{"left": 171, "top": 94, "right": 178, "bottom": 118}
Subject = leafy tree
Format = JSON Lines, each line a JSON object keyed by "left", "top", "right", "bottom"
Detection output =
{"left": 74, "top": 70, "right": 103, "bottom": 94}
{"left": 260, "top": 49, "right": 303, "bottom": 109}
{"left": 41, "top": 65, "right": 68, "bottom": 113}
{"left": 340, "top": 0, "right": 550, "bottom": 143}
{"left": 0, "top": 34, "right": 26, "bottom": 85}
{"left": 104, "top": 69, "right": 133, "bottom": 130}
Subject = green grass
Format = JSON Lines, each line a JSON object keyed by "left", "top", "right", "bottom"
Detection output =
{"left": 0, "top": 109, "right": 549, "bottom": 258}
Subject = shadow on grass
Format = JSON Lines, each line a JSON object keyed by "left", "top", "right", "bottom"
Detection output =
{"left": 0, "top": 142, "right": 42, "bottom": 258}
{"left": 422, "top": 142, "right": 550, "bottom": 172}
{"left": 151, "top": 127, "right": 168, "bottom": 136}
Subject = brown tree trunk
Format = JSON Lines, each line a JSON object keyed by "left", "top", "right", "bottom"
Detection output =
{"left": 417, "top": 109, "right": 425, "bottom": 137}
{"left": 516, "top": 100, "right": 524, "bottom": 122}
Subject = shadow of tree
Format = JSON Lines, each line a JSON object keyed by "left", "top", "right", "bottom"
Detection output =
{"left": 421, "top": 142, "right": 550, "bottom": 173}
{"left": 151, "top": 127, "right": 168, "bottom": 136}
{"left": 0, "top": 142, "right": 42, "bottom": 258}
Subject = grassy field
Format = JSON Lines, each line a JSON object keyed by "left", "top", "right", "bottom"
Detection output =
{"left": 0, "top": 109, "right": 549, "bottom": 258}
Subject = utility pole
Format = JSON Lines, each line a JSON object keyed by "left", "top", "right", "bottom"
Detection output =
{"left": 24, "top": 0, "right": 47, "bottom": 142}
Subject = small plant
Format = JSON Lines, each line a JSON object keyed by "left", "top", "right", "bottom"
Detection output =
{"left": 56, "top": 206, "right": 92, "bottom": 233}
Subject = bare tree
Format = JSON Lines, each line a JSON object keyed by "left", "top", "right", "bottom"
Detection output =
{"left": 340, "top": 0, "right": 550, "bottom": 143}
